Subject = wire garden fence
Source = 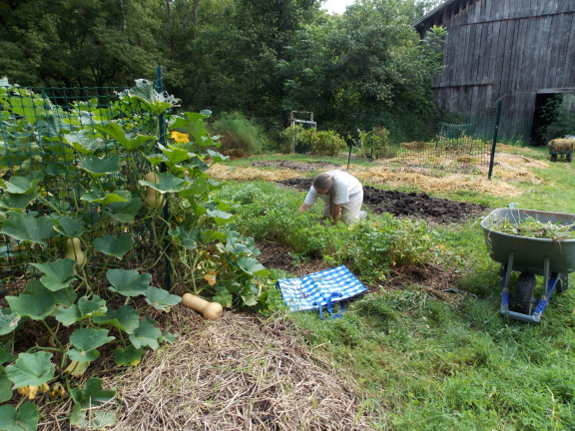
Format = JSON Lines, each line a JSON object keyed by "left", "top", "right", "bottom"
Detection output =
{"left": 350, "top": 105, "right": 501, "bottom": 174}
{"left": 0, "top": 74, "right": 171, "bottom": 297}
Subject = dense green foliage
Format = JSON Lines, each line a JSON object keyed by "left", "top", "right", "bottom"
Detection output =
{"left": 0, "top": 0, "right": 444, "bottom": 131}
{"left": 0, "top": 80, "right": 279, "bottom": 429}
{"left": 215, "top": 181, "right": 438, "bottom": 283}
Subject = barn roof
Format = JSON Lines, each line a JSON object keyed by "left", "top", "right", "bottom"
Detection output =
{"left": 411, "top": 0, "right": 474, "bottom": 27}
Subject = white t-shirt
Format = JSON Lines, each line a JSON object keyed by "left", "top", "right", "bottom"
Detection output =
{"left": 304, "top": 170, "right": 363, "bottom": 206}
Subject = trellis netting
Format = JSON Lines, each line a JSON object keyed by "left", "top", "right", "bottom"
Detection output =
{"left": 350, "top": 107, "right": 500, "bottom": 171}
{"left": 0, "top": 78, "right": 171, "bottom": 297}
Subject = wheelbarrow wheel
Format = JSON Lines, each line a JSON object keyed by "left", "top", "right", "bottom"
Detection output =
{"left": 551, "top": 154, "right": 557, "bottom": 162}
{"left": 568, "top": 153, "right": 573, "bottom": 163}
{"left": 514, "top": 271, "right": 535, "bottom": 314}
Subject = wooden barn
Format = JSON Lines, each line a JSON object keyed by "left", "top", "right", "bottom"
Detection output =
{"left": 412, "top": 0, "right": 575, "bottom": 143}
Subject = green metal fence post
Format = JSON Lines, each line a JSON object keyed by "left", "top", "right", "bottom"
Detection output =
{"left": 156, "top": 65, "right": 172, "bottom": 291}
{"left": 488, "top": 100, "right": 503, "bottom": 180}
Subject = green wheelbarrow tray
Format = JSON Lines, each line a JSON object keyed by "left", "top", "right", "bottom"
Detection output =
{"left": 480, "top": 208, "right": 575, "bottom": 322}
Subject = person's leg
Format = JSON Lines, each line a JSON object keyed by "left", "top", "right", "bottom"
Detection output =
{"left": 341, "top": 198, "right": 363, "bottom": 223}
{"left": 322, "top": 201, "right": 331, "bottom": 218}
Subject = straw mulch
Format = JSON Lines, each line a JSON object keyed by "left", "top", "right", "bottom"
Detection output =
{"left": 485, "top": 153, "right": 546, "bottom": 184}
{"left": 207, "top": 164, "right": 301, "bottom": 182}
{"left": 104, "top": 308, "right": 374, "bottom": 431}
{"left": 207, "top": 151, "right": 546, "bottom": 197}
{"left": 351, "top": 165, "right": 520, "bottom": 197}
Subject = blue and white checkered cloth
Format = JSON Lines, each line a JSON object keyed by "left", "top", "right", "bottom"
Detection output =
{"left": 277, "top": 265, "right": 367, "bottom": 313}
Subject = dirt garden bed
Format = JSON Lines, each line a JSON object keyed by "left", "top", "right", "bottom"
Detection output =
{"left": 277, "top": 177, "right": 489, "bottom": 225}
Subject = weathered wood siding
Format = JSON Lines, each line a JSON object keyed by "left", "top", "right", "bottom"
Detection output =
{"left": 415, "top": 0, "right": 575, "bottom": 137}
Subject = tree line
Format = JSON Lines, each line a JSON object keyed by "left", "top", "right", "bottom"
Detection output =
{"left": 0, "top": 0, "right": 445, "bottom": 131}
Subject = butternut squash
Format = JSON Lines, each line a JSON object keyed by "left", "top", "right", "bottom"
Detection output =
{"left": 65, "top": 237, "right": 87, "bottom": 270}
{"left": 181, "top": 293, "right": 223, "bottom": 320}
{"left": 144, "top": 172, "right": 165, "bottom": 209}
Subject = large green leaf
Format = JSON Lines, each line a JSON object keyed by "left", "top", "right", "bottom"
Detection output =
{"left": 95, "top": 122, "right": 156, "bottom": 151}
{"left": 70, "top": 377, "right": 116, "bottom": 408}
{"left": 6, "top": 281, "right": 56, "bottom": 320}
{"left": 5, "top": 352, "right": 55, "bottom": 389}
{"left": 1, "top": 211, "right": 55, "bottom": 246}
{"left": 138, "top": 172, "right": 187, "bottom": 193}
{"left": 102, "top": 198, "right": 143, "bottom": 223}
{"left": 129, "top": 318, "right": 162, "bottom": 350}
{"left": 55, "top": 305, "right": 82, "bottom": 326}
{"left": 207, "top": 208, "right": 234, "bottom": 225}
{"left": 94, "top": 234, "right": 134, "bottom": 258}
{"left": 0, "top": 313, "right": 21, "bottom": 336}
{"left": 115, "top": 344, "right": 144, "bottom": 367}
{"left": 0, "top": 367, "right": 13, "bottom": 403}
{"left": 124, "top": 79, "right": 176, "bottom": 115}
{"left": 63, "top": 129, "right": 102, "bottom": 154}
{"left": 78, "top": 295, "right": 107, "bottom": 317}
{"left": 52, "top": 216, "right": 84, "bottom": 237}
{"left": 237, "top": 257, "right": 269, "bottom": 277}
{"left": 0, "top": 192, "right": 38, "bottom": 210}
{"left": 68, "top": 328, "right": 115, "bottom": 362}
{"left": 81, "top": 189, "right": 131, "bottom": 205}
{"left": 2, "top": 172, "right": 44, "bottom": 195}
{"left": 145, "top": 286, "right": 181, "bottom": 311}
{"left": 92, "top": 305, "right": 140, "bottom": 334}
{"left": 79, "top": 155, "right": 122, "bottom": 176}
{"left": 106, "top": 269, "right": 151, "bottom": 297}
{"left": 30, "top": 258, "right": 76, "bottom": 292}
{"left": 156, "top": 143, "right": 193, "bottom": 165}
{"left": 0, "top": 402, "right": 39, "bottom": 431}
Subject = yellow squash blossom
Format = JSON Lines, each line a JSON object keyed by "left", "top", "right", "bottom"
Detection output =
{"left": 170, "top": 131, "right": 190, "bottom": 143}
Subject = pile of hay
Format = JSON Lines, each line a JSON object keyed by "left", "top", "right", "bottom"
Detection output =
{"left": 207, "top": 164, "right": 301, "bottom": 182}
{"left": 548, "top": 138, "right": 575, "bottom": 152}
{"left": 102, "top": 309, "right": 374, "bottom": 431}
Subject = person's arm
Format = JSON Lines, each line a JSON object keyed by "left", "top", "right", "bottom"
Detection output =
{"left": 331, "top": 204, "right": 342, "bottom": 224}
{"left": 298, "top": 203, "right": 312, "bottom": 212}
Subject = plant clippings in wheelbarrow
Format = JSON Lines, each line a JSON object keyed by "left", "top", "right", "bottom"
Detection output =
{"left": 489, "top": 216, "right": 575, "bottom": 240}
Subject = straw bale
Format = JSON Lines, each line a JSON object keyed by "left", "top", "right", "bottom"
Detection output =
{"left": 207, "top": 164, "right": 302, "bottom": 182}
{"left": 102, "top": 310, "right": 374, "bottom": 431}
{"left": 548, "top": 139, "right": 575, "bottom": 152}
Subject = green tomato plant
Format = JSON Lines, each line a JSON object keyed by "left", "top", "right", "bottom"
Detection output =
{"left": 0, "top": 78, "right": 274, "bottom": 430}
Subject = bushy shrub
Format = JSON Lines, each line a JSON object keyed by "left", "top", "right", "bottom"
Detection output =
{"left": 279, "top": 125, "right": 347, "bottom": 155}
{"left": 209, "top": 112, "right": 270, "bottom": 155}
{"left": 309, "top": 130, "right": 348, "bottom": 156}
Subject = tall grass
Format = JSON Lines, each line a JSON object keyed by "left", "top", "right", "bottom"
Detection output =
{"left": 209, "top": 111, "right": 271, "bottom": 155}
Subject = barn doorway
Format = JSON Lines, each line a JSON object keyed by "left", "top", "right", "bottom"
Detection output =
{"left": 529, "top": 92, "right": 559, "bottom": 146}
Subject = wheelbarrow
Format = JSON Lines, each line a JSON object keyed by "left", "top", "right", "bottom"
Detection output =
{"left": 480, "top": 208, "right": 575, "bottom": 323}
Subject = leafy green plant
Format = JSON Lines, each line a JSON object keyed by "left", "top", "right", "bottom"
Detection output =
{"left": 488, "top": 216, "right": 575, "bottom": 240}
{"left": 215, "top": 182, "right": 437, "bottom": 283}
{"left": 358, "top": 127, "right": 395, "bottom": 159}
{"left": 0, "top": 79, "right": 279, "bottom": 430}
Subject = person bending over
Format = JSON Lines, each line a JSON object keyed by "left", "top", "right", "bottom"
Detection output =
{"left": 298, "top": 171, "right": 364, "bottom": 225}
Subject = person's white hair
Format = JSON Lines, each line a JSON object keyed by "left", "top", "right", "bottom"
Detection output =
{"left": 313, "top": 173, "right": 333, "bottom": 192}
